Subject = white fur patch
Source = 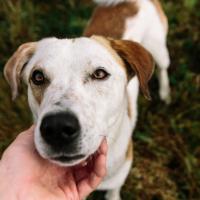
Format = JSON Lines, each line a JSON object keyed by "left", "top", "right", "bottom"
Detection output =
{"left": 123, "top": 0, "right": 171, "bottom": 104}
{"left": 22, "top": 37, "right": 136, "bottom": 168}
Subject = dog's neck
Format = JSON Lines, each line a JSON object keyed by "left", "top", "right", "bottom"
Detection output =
{"left": 107, "top": 94, "right": 131, "bottom": 148}
{"left": 106, "top": 76, "right": 139, "bottom": 160}
{"left": 104, "top": 94, "right": 133, "bottom": 173}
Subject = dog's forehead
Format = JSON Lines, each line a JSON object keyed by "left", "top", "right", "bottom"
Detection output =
{"left": 34, "top": 37, "right": 118, "bottom": 64}
{"left": 24, "top": 37, "right": 125, "bottom": 82}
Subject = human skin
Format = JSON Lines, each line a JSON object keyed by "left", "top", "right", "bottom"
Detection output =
{"left": 0, "top": 126, "right": 107, "bottom": 200}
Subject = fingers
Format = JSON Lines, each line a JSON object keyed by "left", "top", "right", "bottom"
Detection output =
{"left": 93, "top": 138, "right": 107, "bottom": 178}
{"left": 92, "top": 152, "right": 107, "bottom": 179}
{"left": 18, "top": 125, "right": 35, "bottom": 138}
{"left": 98, "top": 138, "right": 108, "bottom": 155}
{"left": 27, "top": 125, "right": 35, "bottom": 134}
{"left": 1, "top": 125, "right": 36, "bottom": 160}
{"left": 10, "top": 125, "right": 36, "bottom": 151}
{"left": 78, "top": 138, "right": 108, "bottom": 199}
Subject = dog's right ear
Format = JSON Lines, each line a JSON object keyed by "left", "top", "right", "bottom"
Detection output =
{"left": 109, "top": 39, "right": 154, "bottom": 100}
{"left": 4, "top": 42, "right": 37, "bottom": 100}
{"left": 92, "top": 36, "right": 155, "bottom": 99}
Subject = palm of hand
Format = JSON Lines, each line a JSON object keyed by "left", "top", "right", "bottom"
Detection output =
{"left": 0, "top": 127, "right": 107, "bottom": 200}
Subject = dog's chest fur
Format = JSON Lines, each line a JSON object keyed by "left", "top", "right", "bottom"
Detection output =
{"left": 84, "top": 2, "right": 138, "bottom": 39}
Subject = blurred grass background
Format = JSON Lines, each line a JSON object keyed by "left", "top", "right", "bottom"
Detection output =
{"left": 0, "top": 0, "right": 200, "bottom": 199}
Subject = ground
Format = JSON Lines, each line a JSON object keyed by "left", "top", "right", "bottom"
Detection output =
{"left": 0, "top": 0, "right": 200, "bottom": 199}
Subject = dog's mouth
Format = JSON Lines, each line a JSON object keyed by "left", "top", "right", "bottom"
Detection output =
{"left": 47, "top": 140, "right": 104, "bottom": 167}
{"left": 52, "top": 154, "right": 86, "bottom": 162}
{"left": 49, "top": 150, "right": 98, "bottom": 167}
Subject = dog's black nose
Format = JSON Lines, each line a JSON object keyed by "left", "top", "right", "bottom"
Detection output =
{"left": 40, "top": 112, "right": 80, "bottom": 148}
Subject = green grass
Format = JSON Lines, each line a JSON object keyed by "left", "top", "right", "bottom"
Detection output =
{"left": 0, "top": 0, "right": 200, "bottom": 199}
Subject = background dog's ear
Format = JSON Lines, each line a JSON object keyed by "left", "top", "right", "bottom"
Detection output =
{"left": 109, "top": 39, "right": 155, "bottom": 99}
{"left": 4, "top": 42, "right": 37, "bottom": 100}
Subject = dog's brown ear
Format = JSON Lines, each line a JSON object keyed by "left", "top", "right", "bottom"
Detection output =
{"left": 109, "top": 39, "right": 155, "bottom": 99}
{"left": 4, "top": 42, "right": 37, "bottom": 100}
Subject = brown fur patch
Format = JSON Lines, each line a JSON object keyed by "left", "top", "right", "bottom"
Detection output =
{"left": 30, "top": 85, "right": 44, "bottom": 105}
{"left": 4, "top": 42, "right": 36, "bottom": 100}
{"left": 127, "top": 94, "right": 132, "bottom": 118}
{"left": 109, "top": 39, "right": 154, "bottom": 99}
{"left": 126, "top": 140, "right": 133, "bottom": 161}
{"left": 91, "top": 36, "right": 125, "bottom": 68}
{"left": 29, "top": 67, "right": 49, "bottom": 105}
{"left": 151, "top": 0, "right": 168, "bottom": 32}
{"left": 84, "top": 2, "right": 139, "bottom": 39}
{"left": 91, "top": 36, "right": 154, "bottom": 99}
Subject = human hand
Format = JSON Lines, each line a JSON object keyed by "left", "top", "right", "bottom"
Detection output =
{"left": 0, "top": 126, "right": 107, "bottom": 200}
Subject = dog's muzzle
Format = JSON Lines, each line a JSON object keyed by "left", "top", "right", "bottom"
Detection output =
{"left": 40, "top": 111, "right": 83, "bottom": 162}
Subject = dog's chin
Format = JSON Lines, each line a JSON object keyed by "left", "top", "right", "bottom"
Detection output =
{"left": 47, "top": 149, "right": 99, "bottom": 167}
{"left": 37, "top": 138, "right": 103, "bottom": 167}
{"left": 49, "top": 154, "right": 88, "bottom": 167}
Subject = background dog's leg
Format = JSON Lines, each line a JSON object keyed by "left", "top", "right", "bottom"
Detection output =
{"left": 158, "top": 64, "right": 171, "bottom": 104}
{"left": 154, "top": 45, "right": 171, "bottom": 104}
{"left": 124, "top": 17, "right": 171, "bottom": 103}
{"left": 127, "top": 77, "right": 139, "bottom": 129}
{"left": 143, "top": 36, "right": 171, "bottom": 104}
{"left": 105, "top": 188, "right": 121, "bottom": 200}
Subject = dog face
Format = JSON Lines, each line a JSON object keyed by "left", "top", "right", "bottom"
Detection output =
{"left": 4, "top": 36, "right": 154, "bottom": 166}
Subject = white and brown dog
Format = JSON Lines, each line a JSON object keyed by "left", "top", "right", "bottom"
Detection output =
{"left": 84, "top": 0, "right": 171, "bottom": 104}
{"left": 4, "top": 35, "right": 154, "bottom": 199}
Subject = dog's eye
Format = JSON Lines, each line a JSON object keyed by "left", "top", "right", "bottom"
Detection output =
{"left": 91, "top": 68, "right": 110, "bottom": 80}
{"left": 31, "top": 70, "right": 45, "bottom": 85}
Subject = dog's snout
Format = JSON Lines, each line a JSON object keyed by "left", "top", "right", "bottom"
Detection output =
{"left": 40, "top": 112, "right": 80, "bottom": 147}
